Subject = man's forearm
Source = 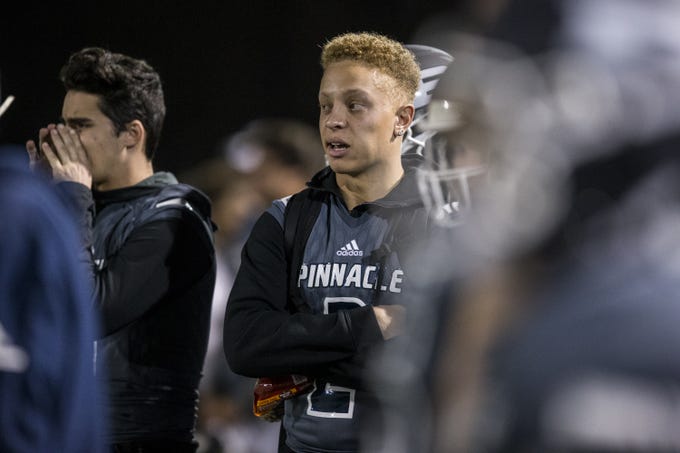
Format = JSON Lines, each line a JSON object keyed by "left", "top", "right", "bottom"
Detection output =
{"left": 56, "top": 182, "right": 98, "bottom": 301}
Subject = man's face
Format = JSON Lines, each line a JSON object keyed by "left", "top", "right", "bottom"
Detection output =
{"left": 61, "top": 90, "right": 126, "bottom": 190}
{"left": 318, "top": 61, "right": 403, "bottom": 177}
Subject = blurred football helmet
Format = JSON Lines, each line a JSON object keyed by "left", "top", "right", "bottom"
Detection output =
{"left": 413, "top": 49, "right": 490, "bottom": 227}
{"left": 402, "top": 45, "right": 454, "bottom": 155}
{"left": 416, "top": 100, "right": 486, "bottom": 227}
{"left": 414, "top": 40, "right": 552, "bottom": 231}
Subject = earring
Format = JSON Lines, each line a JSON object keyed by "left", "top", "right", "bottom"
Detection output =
{"left": 396, "top": 129, "right": 404, "bottom": 136}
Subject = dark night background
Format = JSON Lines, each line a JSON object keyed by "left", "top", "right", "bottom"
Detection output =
{"left": 1, "top": 0, "right": 471, "bottom": 175}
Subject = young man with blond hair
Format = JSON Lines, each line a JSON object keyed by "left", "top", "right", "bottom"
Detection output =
{"left": 224, "top": 32, "right": 428, "bottom": 453}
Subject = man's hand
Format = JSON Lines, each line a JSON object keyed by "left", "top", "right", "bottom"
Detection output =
{"left": 26, "top": 124, "right": 55, "bottom": 176}
{"left": 372, "top": 304, "right": 406, "bottom": 340}
{"left": 26, "top": 124, "right": 92, "bottom": 188}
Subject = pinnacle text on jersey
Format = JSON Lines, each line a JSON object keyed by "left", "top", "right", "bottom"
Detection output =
{"left": 297, "top": 263, "right": 404, "bottom": 292}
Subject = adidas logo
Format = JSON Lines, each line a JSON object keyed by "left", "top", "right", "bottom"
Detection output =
{"left": 336, "top": 239, "right": 363, "bottom": 257}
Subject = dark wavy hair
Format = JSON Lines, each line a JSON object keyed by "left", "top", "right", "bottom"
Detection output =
{"left": 59, "top": 47, "right": 165, "bottom": 159}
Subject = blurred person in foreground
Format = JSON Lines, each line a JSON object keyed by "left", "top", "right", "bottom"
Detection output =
{"left": 373, "top": 0, "right": 680, "bottom": 452}
{"left": 223, "top": 32, "right": 434, "bottom": 453}
{"left": 25, "top": 47, "right": 216, "bottom": 453}
{"left": 0, "top": 76, "right": 106, "bottom": 452}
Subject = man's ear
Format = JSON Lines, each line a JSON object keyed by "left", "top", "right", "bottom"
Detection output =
{"left": 396, "top": 104, "right": 415, "bottom": 130}
{"left": 121, "top": 120, "right": 145, "bottom": 149}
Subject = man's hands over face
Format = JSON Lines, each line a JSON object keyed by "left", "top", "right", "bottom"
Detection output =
{"left": 27, "top": 124, "right": 93, "bottom": 188}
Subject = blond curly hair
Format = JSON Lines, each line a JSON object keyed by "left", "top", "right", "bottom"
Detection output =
{"left": 320, "top": 32, "right": 420, "bottom": 104}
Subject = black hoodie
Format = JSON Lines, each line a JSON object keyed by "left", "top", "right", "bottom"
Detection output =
{"left": 60, "top": 172, "right": 216, "bottom": 445}
{"left": 224, "top": 154, "right": 429, "bottom": 453}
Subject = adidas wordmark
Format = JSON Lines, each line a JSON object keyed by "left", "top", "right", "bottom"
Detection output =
{"left": 336, "top": 239, "right": 363, "bottom": 257}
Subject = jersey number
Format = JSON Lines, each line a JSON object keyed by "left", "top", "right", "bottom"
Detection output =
{"left": 306, "top": 297, "right": 364, "bottom": 419}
